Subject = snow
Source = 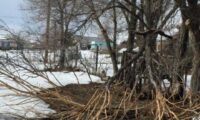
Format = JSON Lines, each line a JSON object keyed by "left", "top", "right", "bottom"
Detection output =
{"left": 161, "top": 75, "right": 192, "bottom": 91}
{"left": 81, "top": 50, "right": 96, "bottom": 59}
{"left": 133, "top": 47, "right": 139, "bottom": 52}
{"left": 80, "top": 50, "right": 113, "bottom": 76}
{"left": 186, "top": 75, "right": 192, "bottom": 90}
{"left": 0, "top": 92, "right": 55, "bottom": 118}
{"left": 0, "top": 71, "right": 102, "bottom": 91}
{"left": 0, "top": 71, "right": 102, "bottom": 118}
{"left": 118, "top": 48, "right": 127, "bottom": 53}
{"left": 118, "top": 47, "right": 139, "bottom": 53}
{"left": 0, "top": 50, "right": 104, "bottom": 118}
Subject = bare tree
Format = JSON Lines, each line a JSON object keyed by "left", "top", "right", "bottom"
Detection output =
{"left": 84, "top": 0, "right": 119, "bottom": 74}
{"left": 44, "top": 0, "right": 52, "bottom": 63}
{"left": 114, "top": 0, "right": 179, "bottom": 93}
{"left": 24, "top": 0, "right": 53, "bottom": 64}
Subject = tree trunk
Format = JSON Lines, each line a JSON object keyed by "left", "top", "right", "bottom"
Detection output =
{"left": 127, "top": 0, "right": 137, "bottom": 52}
{"left": 59, "top": 3, "right": 66, "bottom": 69}
{"left": 189, "top": 21, "right": 200, "bottom": 93}
{"left": 119, "top": 0, "right": 137, "bottom": 87}
{"left": 113, "top": 0, "right": 117, "bottom": 54}
{"left": 176, "top": 23, "right": 188, "bottom": 77}
{"left": 135, "top": 0, "right": 144, "bottom": 48}
{"left": 86, "top": 1, "right": 119, "bottom": 74}
{"left": 112, "top": 0, "right": 118, "bottom": 74}
{"left": 172, "top": 22, "right": 188, "bottom": 98}
{"left": 94, "top": 18, "right": 118, "bottom": 74}
{"left": 179, "top": 0, "right": 200, "bottom": 93}
{"left": 145, "top": 35, "right": 158, "bottom": 90}
{"left": 44, "top": 0, "right": 51, "bottom": 64}
{"left": 53, "top": 20, "right": 57, "bottom": 63}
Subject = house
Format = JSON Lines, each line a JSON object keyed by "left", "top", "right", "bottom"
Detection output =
{"left": 74, "top": 35, "right": 112, "bottom": 50}
{"left": 0, "top": 39, "right": 21, "bottom": 50}
{"left": 90, "top": 40, "right": 113, "bottom": 50}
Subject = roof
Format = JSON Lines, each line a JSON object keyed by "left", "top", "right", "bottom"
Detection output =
{"left": 83, "top": 36, "right": 103, "bottom": 42}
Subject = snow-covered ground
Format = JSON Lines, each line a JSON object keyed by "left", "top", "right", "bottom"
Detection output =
{"left": 162, "top": 75, "right": 192, "bottom": 90}
{"left": 80, "top": 50, "right": 114, "bottom": 76}
{"left": 0, "top": 71, "right": 102, "bottom": 118}
{"left": 0, "top": 72, "right": 101, "bottom": 117}
{"left": 0, "top": 49, "right": 193, "bottom": 119}
{"left": 0, "top": 50, "right": 104, "bottom": 118}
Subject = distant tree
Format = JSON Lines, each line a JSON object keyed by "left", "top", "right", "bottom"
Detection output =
{"left": 84, "top": 0, "right": 120, "bottom": 74}
{"left": 24, "top": 0, "right": 53, "bottom": 63}
{"left": 54, "top": 0, "right": 89, "bottom": 69}
{"left": 24, "top": 0, "right": 91, "bottom": 69}
{"left": 44, "top": 0, "right": 51, "bottom": 63}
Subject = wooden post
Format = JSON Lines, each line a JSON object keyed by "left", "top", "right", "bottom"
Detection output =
{"left": 184, "top": 68, "right": 188, "bottom": 88}
{"left": 75, "top": 45, "right": 78, "bottom": 67}
{"left": 96, "top": 45, "right": 99, "bottom": 72}
{"left": 160, "top": 36, "right": 163, "bottom": 55}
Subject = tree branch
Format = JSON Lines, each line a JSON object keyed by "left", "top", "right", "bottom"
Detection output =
{"left": 158, "top": 5, "right": 178, "bottom": 29}
{"left": 106, "top": 29, "right": 173, "bottom": 88}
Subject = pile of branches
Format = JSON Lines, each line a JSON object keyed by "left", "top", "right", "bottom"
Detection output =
{"left": 42, "top": 85, "right": 200, "bottom": 120}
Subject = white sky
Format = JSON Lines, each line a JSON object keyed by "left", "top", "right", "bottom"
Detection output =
{"left": 0, "top": 0, "right": 179, "bottom": 41}
{"left": 0, "top": 0, "right": 24, "bottom": 37}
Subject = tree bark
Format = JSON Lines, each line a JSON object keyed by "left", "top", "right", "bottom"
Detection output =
{"left": 176, "top": 0, "right": 200, "bottom": 93}
{"left": 59, "top": 2, "right": 66, "bottom": 69}
{"left": 44, "top": 0, "right": 51, "bottom": 64}
{"left": 173, "top": 22, "right": 188, "bottom": 98}
{"left": 189, "top": 21, "right": 200, "bottom": 93}
{"left": 127, "top": 0, "right": 137, "bottom": 52}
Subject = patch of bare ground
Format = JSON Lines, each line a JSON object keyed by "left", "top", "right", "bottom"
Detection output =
{"left": 39, "top": 83, "right": 103, "bottom": 110}
{"left": 38, "top": 83, "right": 200, "bottom": 120}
